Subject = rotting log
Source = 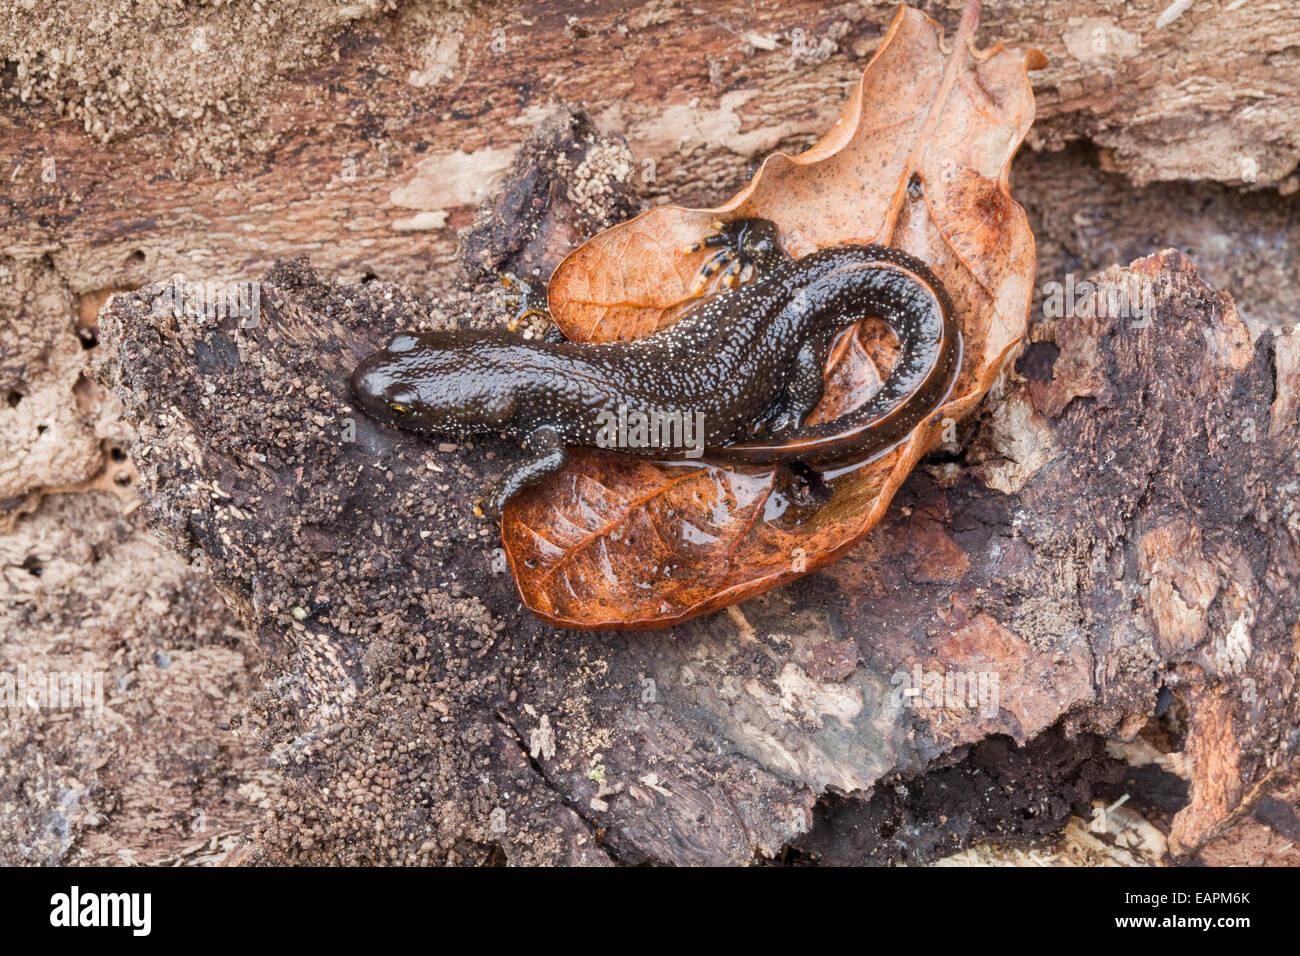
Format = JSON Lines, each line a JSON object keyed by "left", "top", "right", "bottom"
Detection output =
{"left": 6, "top": 0, "right": 1299, "bottom": 869}
{"left": 4, "top": 0, "right": 1298, "bottom": 317}
{"left": 94, "top": 110, "right": 1300, "bottom": 864}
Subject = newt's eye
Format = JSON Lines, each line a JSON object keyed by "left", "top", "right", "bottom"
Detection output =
{"left": 389, "top": 403, "right": 409, "bottom": 417}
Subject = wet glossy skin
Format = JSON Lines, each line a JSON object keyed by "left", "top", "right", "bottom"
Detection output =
{"left": 350, "top": 219, "right": 961, "bottom": 516}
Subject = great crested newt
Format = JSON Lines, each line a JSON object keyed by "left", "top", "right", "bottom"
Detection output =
{"left": 350, "top": 217, "right": 962, "bottom": 517}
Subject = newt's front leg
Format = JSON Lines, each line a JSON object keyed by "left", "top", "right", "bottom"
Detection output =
{"left": 475, "top": 425, "right": 568, "bottom": 519}
{"left": 496, "top": 273, "right": 565, "bottom": 341}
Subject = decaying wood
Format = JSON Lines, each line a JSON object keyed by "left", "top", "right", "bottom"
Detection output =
{"left": 89, "top": 107, "right": 1300, "bottom": 863}
{"left": 4, "top": 0, "right": 1298, "bottom": 516}
{"left": 3, "top": 1, "right": 1298, "bottom": 317}
{"left": 5, "top": 0, "right": 1299, "bottom": 865}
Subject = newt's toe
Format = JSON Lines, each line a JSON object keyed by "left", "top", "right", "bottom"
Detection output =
{"left": 683, "top": 217, "right": 786, "bottom": 295}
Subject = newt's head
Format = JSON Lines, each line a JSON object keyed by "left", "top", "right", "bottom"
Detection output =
{"left": 350, "top": 331, "right": 519, "bottom": 435}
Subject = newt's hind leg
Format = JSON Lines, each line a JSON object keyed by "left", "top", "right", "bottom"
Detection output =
{"left": 682, "top": 217, "right": 787, "bottom": 295}
{"left": 748, "top": 333, "right": 832, "bottom": 437}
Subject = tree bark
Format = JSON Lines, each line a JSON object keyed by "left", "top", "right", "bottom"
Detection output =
{"left": 4, "top": 0, "right": 1299, "bottom": 865}
{"left": 92, "top": 110, "right": 1300, "bottom": 864}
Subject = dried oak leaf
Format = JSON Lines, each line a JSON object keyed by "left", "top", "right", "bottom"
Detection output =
{"left": 502, "top": 4, "right": 1045, "bottom": 629}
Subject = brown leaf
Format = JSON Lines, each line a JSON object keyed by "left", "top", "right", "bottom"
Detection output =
{"left": 503, "top": 2, "right": 1044, "bottom": 629}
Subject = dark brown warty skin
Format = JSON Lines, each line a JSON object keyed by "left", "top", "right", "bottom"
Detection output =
{"left": 350, "top": 221, "right": 961, "bottom": 516}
